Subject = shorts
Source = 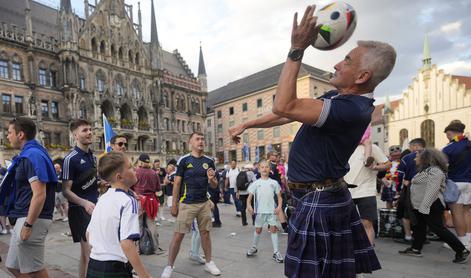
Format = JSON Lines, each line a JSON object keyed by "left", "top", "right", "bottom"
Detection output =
{"left": 254, "top": 213, "right": 280, "bottom": 229}
{"left": 175, "top": 200, "right": 212, "bottom": 233}
{"left": 87, "top": 258, "right": 133, "bottom": 278}
{"left": 456, "top": 182, "right": 471, "bottom": 205}
{"left": 166, "top": 196, "right": 173, "bottom": 208}
{"left": 68, "top": 206, "right": 91, "bottom": 243}
{"left": 55, "top": 192, "right": 68, "bottom": 206}
{"left": 353, "top": 196, "right": 378, "bottom": 222}
{"left": 5, "top": 217, "right": 52, "bottom": 273}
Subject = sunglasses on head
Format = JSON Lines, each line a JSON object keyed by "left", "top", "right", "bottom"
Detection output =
{"left": 389, "top": 146, "right": 401, "bottom": 153}
{"left": 116, "top": 142, "right": 128, "bottom": 147}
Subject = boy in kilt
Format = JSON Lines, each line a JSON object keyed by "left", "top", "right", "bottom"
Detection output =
{"left": 87, "top": 152, "right": 152, "bottom": 278}
{"left": 230, "top": 5, "right": 396, "bottom": 277}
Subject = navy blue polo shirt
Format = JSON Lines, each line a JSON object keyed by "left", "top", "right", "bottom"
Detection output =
{"left": 443, "top": 139, "right": 471, "bottom": 182}
{"left": 288, "top": 91, "right": 374, "bottom": 182}
{"left": 9, "top": 158, "right": 56, "bottom": 219}
{"left": 397, "top": 152, "right": 417, "bottom": 182}
{"left": 62, "top": 146, "right": 99, "bottom": 206}
{"left": 176, "top": 154, "right": 215, "bottom": 204}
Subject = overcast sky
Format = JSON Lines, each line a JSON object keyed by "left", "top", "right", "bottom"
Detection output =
{"left": 39, "top": 0, "right": 470, "bottom": 102}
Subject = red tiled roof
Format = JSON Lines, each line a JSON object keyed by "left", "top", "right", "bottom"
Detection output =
{"left": 452, "top": 75, "right": 471, "bottom": 89}
{"left": 371, "top": 104, "right": 384, "bottom": 125}
{"left": 390, "top": 99, "right": 400, "bottom": 110}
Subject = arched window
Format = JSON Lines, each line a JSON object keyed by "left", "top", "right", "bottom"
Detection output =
{"left": 79, "top": 69, "right": 86, "bottom": 90}
{"left": 421, "top": 120, "right": 435, "bottom": 147}
{"left": 118, "top": 47, "right": 124, "bottom": 61}
{"left": 135, "top": 52, "right": 139, "bottom": 66}
{"left": 195, "top": 99, "right": 201, "bottom": 114}
{"left": 0, "top": 51, "right": 9, "bottom": 79}
{"left": 79, "top": 102, "right": 87, "bottom": 119}
{"left": 115, "top": 74, "right": 124, "bottom": 97}
{"left": 128, "top": 50, "right": 133, "bottom": 64}
{"left": 91, "top": 37, "right": 98, "bottom": 56}
{"left": 100, "top": 40, "right": 106, "bottom": 56}
{"left": 162, "top": 92, "right": 169, "bottom": 108}
{"left": 49, "top": 64, "right": 58, "bottom": 88}
{"left": 132, "top": 79, "right": 141, "bottom": 99}
{"left": 38, "top": 62, "right": 48, "bottom": 86}
{"left": 110, "top": 44, "right": 117, "bottom": 62}
{"left": 96, "top": 70, "right": 106, "bottom": 94}
{"left": 164, "top": 118, "right": 170, "bottom": 131}
{"left": 399, "top": 129, "right": 408, "bottom": 147}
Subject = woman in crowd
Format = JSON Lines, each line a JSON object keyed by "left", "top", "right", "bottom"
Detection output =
{"left": 399, "top": 148, "right": 469, "bottom": 263}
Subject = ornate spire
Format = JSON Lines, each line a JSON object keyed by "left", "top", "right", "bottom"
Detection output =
{"left": 198, "top": 43, "right": 207, "bottom": 76}
{"left": 150, "top": 0, "right": 161, "bottom": 70}
{"left": 60, "top": 0, "right": 72, "bottom": 12}
{"left": 422, "top": 33, "right": 431, "bottom": 69}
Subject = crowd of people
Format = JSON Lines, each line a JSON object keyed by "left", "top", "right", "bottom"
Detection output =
{"left": 0, "top": 5, "right": 470, "bottom": 278}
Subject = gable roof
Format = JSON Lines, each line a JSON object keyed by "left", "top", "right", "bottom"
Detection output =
{"left": 207, "top": 63, "right": 330, "bottom": 108}
{"left": 452, "top": 75, "right": 471, "bottom": 89}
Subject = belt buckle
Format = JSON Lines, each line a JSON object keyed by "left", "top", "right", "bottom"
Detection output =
{"left": 315, "top": 186, "right": 324, "bottom": 191}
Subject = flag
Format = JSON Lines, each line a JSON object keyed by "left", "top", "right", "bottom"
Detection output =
{"left": 102, "top": 114, "right": 116, "bottom": 153}
{"left": 255, "top": 147, "right": 260, "bottom": 162}
{"left": 242, "top": 144, "right": 250, "bottom": 161}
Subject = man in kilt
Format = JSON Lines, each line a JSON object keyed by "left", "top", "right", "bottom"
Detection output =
{"left": 230, "top": 5, "right": 396, "bottom": 277}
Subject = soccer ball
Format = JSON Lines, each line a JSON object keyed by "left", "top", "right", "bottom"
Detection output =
{"left": 312, "top": 1, "right": 357, "bottom": 51}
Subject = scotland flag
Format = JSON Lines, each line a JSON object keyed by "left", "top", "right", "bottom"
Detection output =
{"left": 102, "top": 114, "right": 116, "bottom": 153}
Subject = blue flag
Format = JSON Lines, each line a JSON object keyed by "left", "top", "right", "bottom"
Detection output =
{"left": 102, "top": 114, "right": 116, "bottom": 153}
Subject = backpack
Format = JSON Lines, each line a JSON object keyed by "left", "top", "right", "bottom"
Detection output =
{"left": 139, "top": 215, "right": 156, "bottom": 255}
{"left": 236, "top": 171, "right": 251, "bottom": 191}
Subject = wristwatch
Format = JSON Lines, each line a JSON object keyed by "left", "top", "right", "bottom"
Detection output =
{"left": 23, "top": 221, "right": 33, "bottom": 228}
{"left": 288, "top": 48, "right": 304, "bottom": 61}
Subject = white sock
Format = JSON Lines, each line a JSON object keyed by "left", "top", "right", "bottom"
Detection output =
{"left": 405, "top": 234, "right": 412, "bottom": 240}
{"left": 252, "top": 231, "right": 261, "bottom": 248}
{"left": 271, "top": 232, "right": 279, "bottom": 254}
{"left": 458, "top": 236, "right": 468, "bottom": 246}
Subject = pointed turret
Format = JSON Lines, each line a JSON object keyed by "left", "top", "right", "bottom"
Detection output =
{"left": 422, "top": 34, "right": 431, "bottom": 70}
{"left": 198, "top": 43, "right": 207, "bottom": 92}
{"left": 150, "top": 0, "right": 162, "bottom": 70}
{"left": 61, "top": 0, "right": 72, "bottom": 13}
{"left": 24, "top": 0, "right": 33, "bottom": 43}
{"left": 58, "top": 0, "right": 75, "bottom": 43}
{"left": 138, "top": 2, "right": 143, "bottom": 40}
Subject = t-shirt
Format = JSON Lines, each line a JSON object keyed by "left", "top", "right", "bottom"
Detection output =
{"left": 62, "top": 146, "right": 99, "bottom": 206}
{"left": 443, "top": 139, "right": 471, "bottom": 182}
{"left": 87, "top": 188, "right": 140, "bottom": 263}
{"left": 269, "top": 161, "right": 282, "bottom": 185}
{"left": 133, "top": 167, "right": 160, "bottom": 196}
{"left": 248, "top": 178, "right": 280, "bottom": 214}
{"left": 345, "top": 145, "right": 388, "bottom": 199}
{"left": 226, "top": 168, "right": 240, "bottom": 189}
{"left": 156, "top": 167, "right": 166, "bottom": 183}
{"left": 397, "top": 152, "right": 418, "bottom": 183}
{"left": 288, "top": 91, "right": 374, "bottom": 182}
{"left": 9, "top": 158, "right": 56, "bottom": 219}
{"left": 176, "top": 154, "right": 215, "bottom": 204}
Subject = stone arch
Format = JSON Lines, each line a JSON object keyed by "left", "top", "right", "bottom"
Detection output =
{"left": 131, "top": 79, "right": 141, "bottom": 99}
{"left": 114, "top": 73, "right": 125, "bottom": 97}
{"left": 137, "top": 135, "right": 149, "bottom": 152}
{"left": 95, "top": 69, "right": 106, "bottom": 94}
{"left": 128, "top": 49, "right": 133, "bottom": 64}
{"left": 100, "top": 99, "right": 114, "bottom": 118}
{"left": 120, "top": 103, "right": 133, "bottom": 129}
{"left": 138, "top": 107, "right": 149, "bottom": 130}
{"left": 100, "top": 40, "right": 106, "bottom": 56}
{"left": 421, "top": 119, "right": 435, "bottom": 147}
{"left": 79, "top": 67, "right": 86, "bottom": 90}
{"left": 79, "top": 101, "right": 88, "bottom": 119}
{"left": 91, "top": 37, "right": 98, "bottom": 55}
{"left": 110, "top": 44, "right": 117, "bottom": 60}
{"left": 118, "top": 46, "right": 124, "bottom": 61}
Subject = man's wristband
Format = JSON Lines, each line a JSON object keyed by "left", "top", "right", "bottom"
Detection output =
{"left": 24, "top": 221, "right": 33, "bottom": 228}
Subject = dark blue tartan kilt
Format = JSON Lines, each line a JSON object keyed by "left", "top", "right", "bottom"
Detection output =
{"left": 381, "top": 184, "right": 395, "bottom": 202}
{"left": 285, "top": 187, "right": 381, "bottom": 278}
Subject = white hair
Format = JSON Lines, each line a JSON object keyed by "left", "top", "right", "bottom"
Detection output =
{"left": 357, "top": 41, "right": 397, "bottom": 88}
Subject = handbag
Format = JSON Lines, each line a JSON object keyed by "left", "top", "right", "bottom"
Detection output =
{"left": 139, "top": 214, "right": 156, "bottom": 255}
{"left": 444, "top": 178, "right": 460, "bottom": 203}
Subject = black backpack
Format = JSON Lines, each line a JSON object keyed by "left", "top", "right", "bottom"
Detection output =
{"left": 139, "top": 215, "right": 155, "bottom": 255}
{"left": 236, "top": 171, "right": 251, "bottom": 191}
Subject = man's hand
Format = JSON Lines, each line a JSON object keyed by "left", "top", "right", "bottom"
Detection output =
{"left": 275, "top": 206, "right": 282, "bottom": 215}
{"left": 247, "top": 206, "right": 254, "bottom": 216}
{"left": 291, "top": 5, "right": 320, "bottom": 50}
{"left": 20, "top": 226, "right": 32, "bottom": 241}
{"left": 171, "top": 204, "right": 178, "bottom": 217}
{"left": 82, "top": 200, "right": 96, "bottom": 215}
{"left": 229, "top": 124, "right": 245, "bottom": 144}
{"left": 207, "top": 168, "right": 216, "bottom": 180}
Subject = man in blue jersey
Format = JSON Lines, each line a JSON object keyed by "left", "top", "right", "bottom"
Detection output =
{"left": 3, "top": 117, "right": 57, "bottom": 278}
{"left": 62, "top": 119, "right": 98, "bottom": 278}
{"left": 161, "top": 132, "right": 221, "bottom": 278}
{"left": 230, "top": 5, "right": 396, "bottom": 277}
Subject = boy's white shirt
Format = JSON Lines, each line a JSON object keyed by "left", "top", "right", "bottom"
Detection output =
{"left": 248, "top": 177, "right": 280, "bottom": 214}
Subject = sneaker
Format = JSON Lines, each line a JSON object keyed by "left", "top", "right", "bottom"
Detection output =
{"left": 398, "top": 247, "right": 423, "bottom": 257}
{"left": 212, "top": 222, "right": 222, "bottom": 228}
{"left": 246, "top": 246, "right": 258, "bottom": 257}
{"left": 189, "top": 252, "right": 206, "bottom": 265}
{"left": 273, "top": 252, "right": 284, "bottom": 263}
{"left": 204, "top": 260, "right": 221, "bottom": 276}
{"left": 453, "top": 249, "right": 470, "bottom": 264}
{"left": 160, "top": 216, "right": 166, "bottom": 221}
{"left": 443, "top": 243, "right": 453, "bottom": 250}
{"left": 0, "top": 229, "right": 8, "bottom": 235}
{"left": 236, "top": 212, "right": 241, "bottom": 217}
{"left": 161, "top": 265, "right": 174, "bottom": 278}
{"left": 156, "top": 222, "right": 161, "bottom": 226}
{"left": 62, "top": 217, "right": 68, "bottom": 222}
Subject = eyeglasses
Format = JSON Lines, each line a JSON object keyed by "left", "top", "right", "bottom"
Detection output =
{"left": 116, "top": 142, "right": 128, "bottom": 148}
{"left": 389, "top": 146, "right": 401, "bottom": 153}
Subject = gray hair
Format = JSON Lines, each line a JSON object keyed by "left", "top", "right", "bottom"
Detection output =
{"left": 416, "top": 148, "right": 448, "bottom": 173}
{"left": 357, "top": 41, "right": 397, "bottom": 88}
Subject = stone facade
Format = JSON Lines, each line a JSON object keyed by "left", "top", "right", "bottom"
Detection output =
{"left": 0, "top": 0, "right": 207, "bottom": 163}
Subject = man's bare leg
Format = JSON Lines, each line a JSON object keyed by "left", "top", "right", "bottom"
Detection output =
{"left": 79, "top": 240, "right": 91, "bottom": 278}
{"left": 361, "top": 219, "right": 375, "bottom": 245}
{"left": 167, "top": 232, "right": 185, "bottom": 267}
{"left": 200, "top": 230, "right": 212, "bottom": 262}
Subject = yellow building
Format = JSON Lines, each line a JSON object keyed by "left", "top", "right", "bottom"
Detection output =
{"left": 387, "top": 36, "right": 471, "bottom": 148}
{"left": 207, "top": 63, "right": 333, "bottom": 164}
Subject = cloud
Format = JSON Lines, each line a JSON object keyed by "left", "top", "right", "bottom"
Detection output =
{"left": 440, "top": 61, "right": 471, "bottom": 76}
{"left": 440, "top": 21, "right": 462, "bottom": 34}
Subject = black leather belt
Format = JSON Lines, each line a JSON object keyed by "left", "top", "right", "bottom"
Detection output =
{"left": 288, "top": 178, "right": 345, "bottom": 190}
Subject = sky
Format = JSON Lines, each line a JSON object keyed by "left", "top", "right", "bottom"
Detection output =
{"left": 38, "top": 0, "right": 471, "bottom": 103}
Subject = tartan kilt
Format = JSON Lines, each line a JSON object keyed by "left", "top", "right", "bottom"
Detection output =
{"left": 87, "top": 259, "right": 133, "bottom": 278}
{"left": 381, "top": 184, "right": 395, "bottom": 202}
{"left": 285, "top": 187, "right": 381, "bottom": 278}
